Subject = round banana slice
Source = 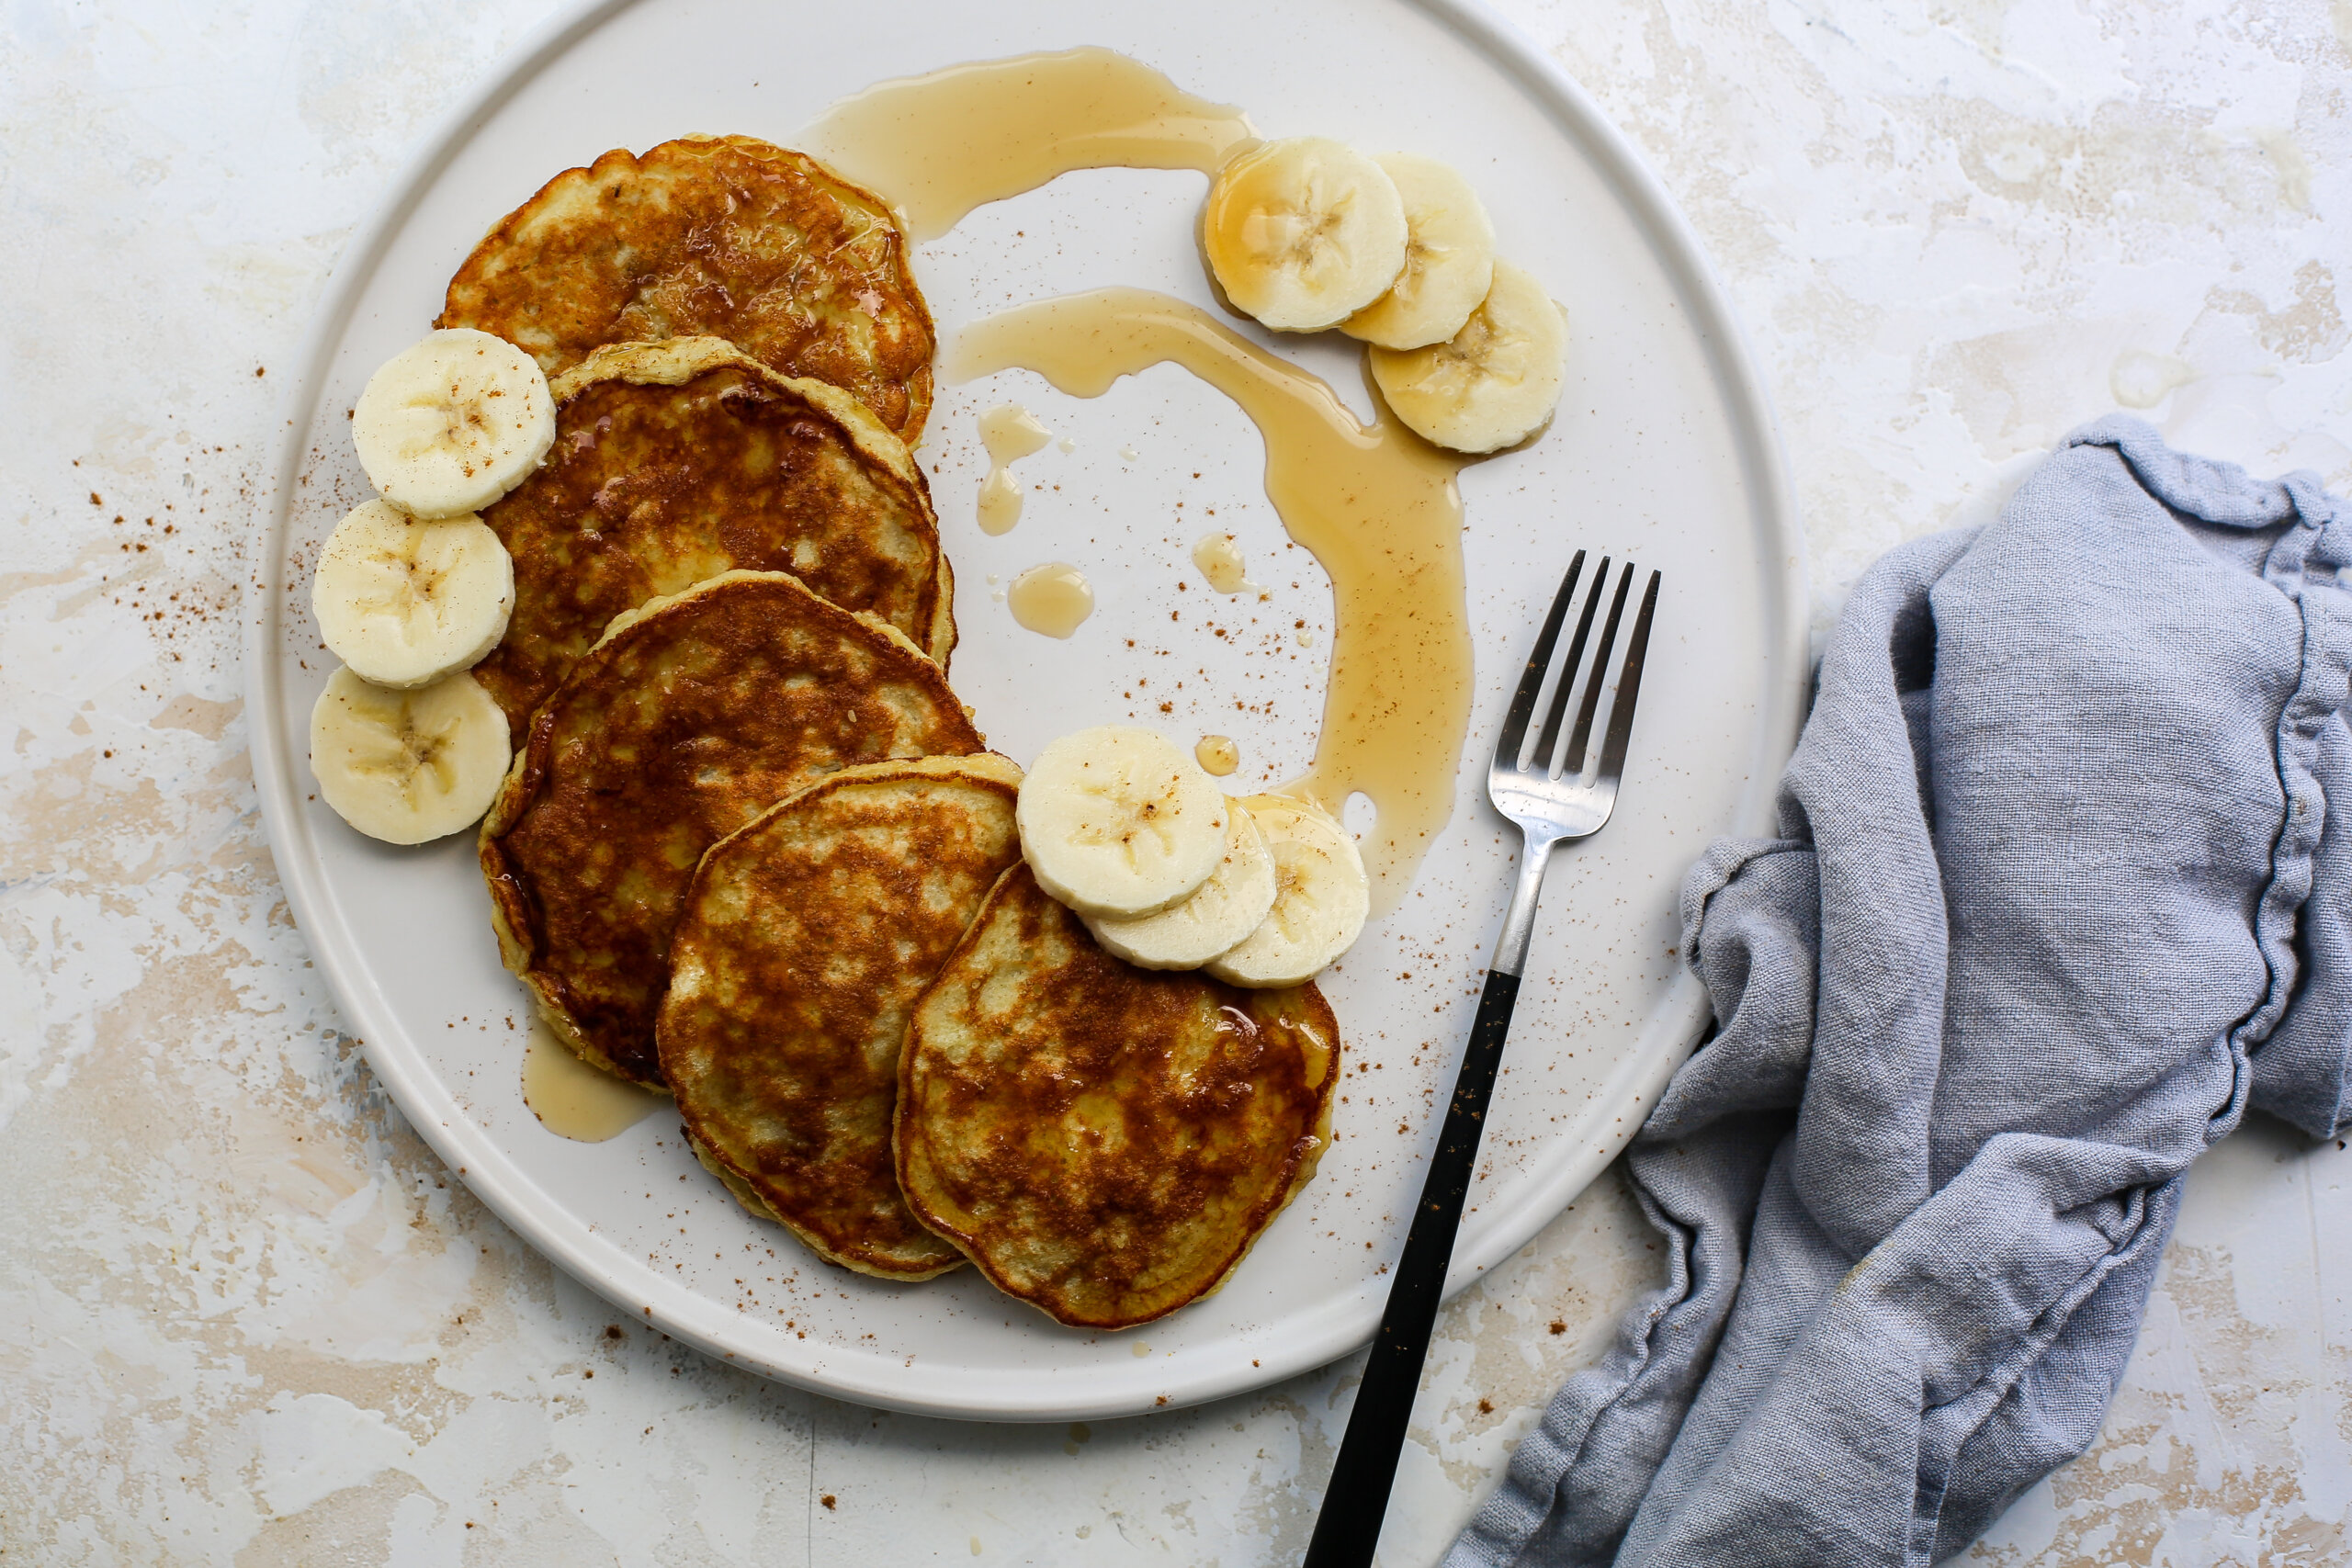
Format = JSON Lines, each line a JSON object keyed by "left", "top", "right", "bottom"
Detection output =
{"left": 1087, "top": 802, "right": 1277, "bottom": 970}
{"left": 311, "top": 500, "right": 514, "bottom": 689}
{"left": 1205, "top": 795, "right": 1370, "bottom": 987}
{"left": 1340, "top": 154, "right": 1497, "bottom": 350}
{"left": 1017, "top": 725, "right": 1230, "bottom": 919}
{"left": 352, "top": 328, "right": 556, "bottom": 519}
{"left": 1369, "top": 260, "right": 1569, "bottom": 454}
{"left": 309, "top": 666, "right": 512, "bottom": 845}
{"left": 1202, "top": 137, "right": 1408, "bottom": 333}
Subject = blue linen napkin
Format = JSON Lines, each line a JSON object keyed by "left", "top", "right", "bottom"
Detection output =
{"left": 1447, "top": 417, "right": 2352, "bottom": 1567}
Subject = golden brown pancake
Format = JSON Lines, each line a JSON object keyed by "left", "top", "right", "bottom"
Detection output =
{"left": 659, "top": 755, "right": 1023, "bottom": 1280}
{"left": 896, "top": 864, "right": 1339, "bottom": 1328}
{"left": 470, "top": 336, "right": 954, "bottom": 729}
{"left": 439, "top": 135, "right": 934, "bottom": 439}
{"left": 480, "top": 570, "right": 982, "bottom": 1086}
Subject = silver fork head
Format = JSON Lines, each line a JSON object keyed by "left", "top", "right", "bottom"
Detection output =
{"left": 1488, "top": 551, "right": 1661, "bottom": 845}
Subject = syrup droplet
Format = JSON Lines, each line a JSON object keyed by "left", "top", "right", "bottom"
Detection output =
{"left": 1195, "top": 735, "right": 1240, "bottom": 775}
{"left": 1191, "top": 533, "right": 1250, "bottom": 594}
{"left": 1008, "top": 562, "right": 1095, "bottom": 637}
{"left": 976, "top": 403, "right": 1054, "bottom": 535}
{"left": 952, "top": 288, "right": 1470, "bottom": 915}
{"left": 522, "top": 1021, "right": 667, "bottom": 1142}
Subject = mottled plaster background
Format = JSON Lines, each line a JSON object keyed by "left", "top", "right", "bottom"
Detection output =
{"left": 5, "top": 1, "right": 2350, "bottom": 1563}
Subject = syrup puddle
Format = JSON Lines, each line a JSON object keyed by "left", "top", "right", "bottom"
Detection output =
{"left": 522, "top": 1021, "right": 667, "bottom": 1142}
{"left": 977, "top": 403, "right": 1054, "bottom": 535}
{"left": 1009, "top": 561, "right": 1095, "bottom": 637}
{"left": 801, "top": 47, "right": 1255, "bottom": 242}
{"left": 951, "top": 288, "right": 1471, "bottom": 914}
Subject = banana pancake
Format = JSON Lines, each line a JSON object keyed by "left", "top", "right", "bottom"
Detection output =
{"left": 660, "top": 755, "right": 1023, "bottom": 1280}
{"left": 439, "top": 134, "right": 934, "bottom": 439}
{"left": 481, "top": 570, "right": 982, "bottom": 1086}
{"left": 471, "top": 336, "right": 954, "bottom": 729}
{"left": 897, "top": 864, "right": 1339, "bottom": 1328}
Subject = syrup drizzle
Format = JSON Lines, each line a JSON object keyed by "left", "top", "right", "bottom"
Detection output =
{"left": 801, "top": 48, "right": 1255, "bottom": 242}
{"left": 951, "top": 289, "right": 1470, "bottom": 914}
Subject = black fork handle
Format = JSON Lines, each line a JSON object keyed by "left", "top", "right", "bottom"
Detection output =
{"left": 1302, "top": 965, "right": 1523, "bottom": 1568}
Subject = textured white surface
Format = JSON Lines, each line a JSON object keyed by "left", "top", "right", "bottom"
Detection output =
{"left": 5, "top": 1, "right": 2349, "bottom": 1562}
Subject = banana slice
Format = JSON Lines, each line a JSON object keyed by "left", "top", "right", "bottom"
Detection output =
{"left": 352, "top": 328, "right": 556, "bottom": 519}
{"left": 1202, "top": 137, "right": 1408, "bottom": 333}
{"left": 1088, "top": 802, "right": 1277, "bottom": 970}
{"left": 1204, "top": 795, "right": 1370, "bottom": 987}
{"left": 309, "top": 666, "right": 512, "bottom": 845}
{"left": 1369, "top": 260, "right": 1568, "bottom": 454}
{"left": 1340, "top": 154, "right": 1497, "bottom": 350}
{"left": 1017, "top": 725, "right": 1230, "bottom": 919}
{"left": 311, "top": 500, "right": 514, "bottom": 689}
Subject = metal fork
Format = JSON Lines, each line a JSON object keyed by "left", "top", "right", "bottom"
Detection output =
{"left": 1302, "top": 551, "right": 1662, "bottom": 1567}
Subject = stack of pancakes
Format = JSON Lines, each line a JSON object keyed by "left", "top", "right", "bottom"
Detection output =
{"left": 458, "top": 134, "right": 1338, "bottom": 1329}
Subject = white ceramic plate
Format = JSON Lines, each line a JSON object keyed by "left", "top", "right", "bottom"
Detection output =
{"left": 246, "top": 0, "right": 1805, "bottom": 1421}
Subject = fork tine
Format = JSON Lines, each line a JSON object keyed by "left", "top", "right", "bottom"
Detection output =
{"left": 1593, "top": 570, "right": 1661, "bottom": 787}
{"left": 1531, "top": 556, "right": 1611, "bottom": 769}
{"left": 1558, "top": 563, "right": 1636, "bottom": 776}
{"left": 1492, "top": 550, "right": 1585, "bottom": 770}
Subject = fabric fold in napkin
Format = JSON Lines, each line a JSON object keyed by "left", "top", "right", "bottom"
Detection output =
{"left": 1449, "top": 416, "right": 2352, "bottom": 1568}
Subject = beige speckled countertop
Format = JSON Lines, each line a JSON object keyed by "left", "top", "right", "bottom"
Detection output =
{"left": 6, "top": 2, "right": 2350, "bottom": 1562}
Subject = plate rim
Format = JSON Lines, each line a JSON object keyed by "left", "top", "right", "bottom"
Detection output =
{"left": 243, "top": 0, "right": 1808, "bottom": 1422}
